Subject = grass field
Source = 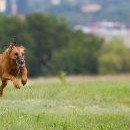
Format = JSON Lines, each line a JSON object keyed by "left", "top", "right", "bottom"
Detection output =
{"left": 0, "top": 75, "right": 130, "bottom": 130}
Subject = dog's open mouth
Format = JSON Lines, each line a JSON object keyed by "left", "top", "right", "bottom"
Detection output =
{"left": 13, "top": 57, "right": 25, "bottom": 68}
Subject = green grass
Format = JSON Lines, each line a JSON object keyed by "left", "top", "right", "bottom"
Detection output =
{"left": 0, "top": 76, "right": 130, "bottom": 130}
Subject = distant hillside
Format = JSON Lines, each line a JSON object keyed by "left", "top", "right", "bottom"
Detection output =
{"left": 8, "top": 0, "right": 130, "bottom": 25}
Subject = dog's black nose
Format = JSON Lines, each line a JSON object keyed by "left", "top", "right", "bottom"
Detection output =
{"left": 19, "top": 58, "right": 25, "bottom": 65}
{"left": 20, "top": 60, "right": 24, "bottom": 65}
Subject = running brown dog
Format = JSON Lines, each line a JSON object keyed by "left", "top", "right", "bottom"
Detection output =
{"left": 0, "top": 42, "right": 28, "bottom": 96}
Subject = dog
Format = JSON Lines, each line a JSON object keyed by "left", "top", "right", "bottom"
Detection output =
{"left": 0, "top": 42, "right": 28, "bottom": 96}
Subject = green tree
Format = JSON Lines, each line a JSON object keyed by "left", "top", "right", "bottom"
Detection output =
{"left": 46, "top": 31, "right": 104, "bottom": 75}
{"left": 99, "top": 38, "right": 130, "bottom": 74}
{"left": 26, "top": 13, "right": 72, "bottom": 76}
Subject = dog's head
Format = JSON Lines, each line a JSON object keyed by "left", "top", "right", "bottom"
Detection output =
{"left": 7, "top": 42, "right": 26, "bottom": 68}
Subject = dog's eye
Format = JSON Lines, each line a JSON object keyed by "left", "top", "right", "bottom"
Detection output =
{"left": 14, "top": 52, "right": 18, "bottom": 56}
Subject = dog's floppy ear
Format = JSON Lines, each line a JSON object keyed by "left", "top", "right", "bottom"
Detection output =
{"left": 9, "top": 42, "right": 16, "bottom": 48}
{"left": 8, "top": 42, "right": 16, "bottom": 52}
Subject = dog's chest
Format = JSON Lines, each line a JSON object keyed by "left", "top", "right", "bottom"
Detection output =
{"left": 9, "top": 67, "right": 19, "bottom": 76}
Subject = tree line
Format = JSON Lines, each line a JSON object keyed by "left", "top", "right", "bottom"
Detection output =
{"left": 0, "top": 14, "right": 130, "bottom": 77}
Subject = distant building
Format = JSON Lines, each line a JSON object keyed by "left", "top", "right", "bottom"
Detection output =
{"left": 11, "top": 0, "right": 17, "bottom": 15}
{"left": 74, "top": 21, "right": 130, "bottom": 38}
{"left": 0, "top": 0, "right": 6, "bottom": 12}
{"left": 6, "top": 0, "right": 17, "bottom": 15}
{"left": 6, "top": 0, "right": 28, "bottom": 15}
{"left": 81, "top": 4, "right": 101, "bottom": 13}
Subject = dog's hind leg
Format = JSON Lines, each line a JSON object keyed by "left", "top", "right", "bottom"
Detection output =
{"left": 0, "top": 80, "right": 7, "bottom": 97}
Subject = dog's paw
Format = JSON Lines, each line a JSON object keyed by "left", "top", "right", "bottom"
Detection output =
{"left": 21, "top": 78, "right": 27, "bottom": 86}
{"left": 13, "top": 79, "right": 20, "bottom": 89}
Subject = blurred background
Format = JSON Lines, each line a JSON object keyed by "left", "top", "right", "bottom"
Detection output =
{"left": 0, "top": 0, "right": 130, "bottom": 77}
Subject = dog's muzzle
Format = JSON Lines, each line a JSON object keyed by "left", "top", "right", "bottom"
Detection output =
{"left": 14, "top": 57, "right": 25, "bottom": 68}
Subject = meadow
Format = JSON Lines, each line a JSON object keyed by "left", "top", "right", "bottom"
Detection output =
{"left": 0, "top": 75, "right": 130, "bottom": 130}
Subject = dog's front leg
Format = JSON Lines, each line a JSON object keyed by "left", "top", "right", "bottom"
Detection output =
{"left": 0, "top": 80, "right": 7, "bottom": 97}
{"left": 20, "top": 67, "right": 28, "bottom": 86}
{"left": 2, "top": 73, "right": 20, "bottom": 89}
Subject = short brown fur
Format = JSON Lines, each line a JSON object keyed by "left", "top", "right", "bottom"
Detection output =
{"left": 0, "top": 43, "right": 28, "bottom": 96}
